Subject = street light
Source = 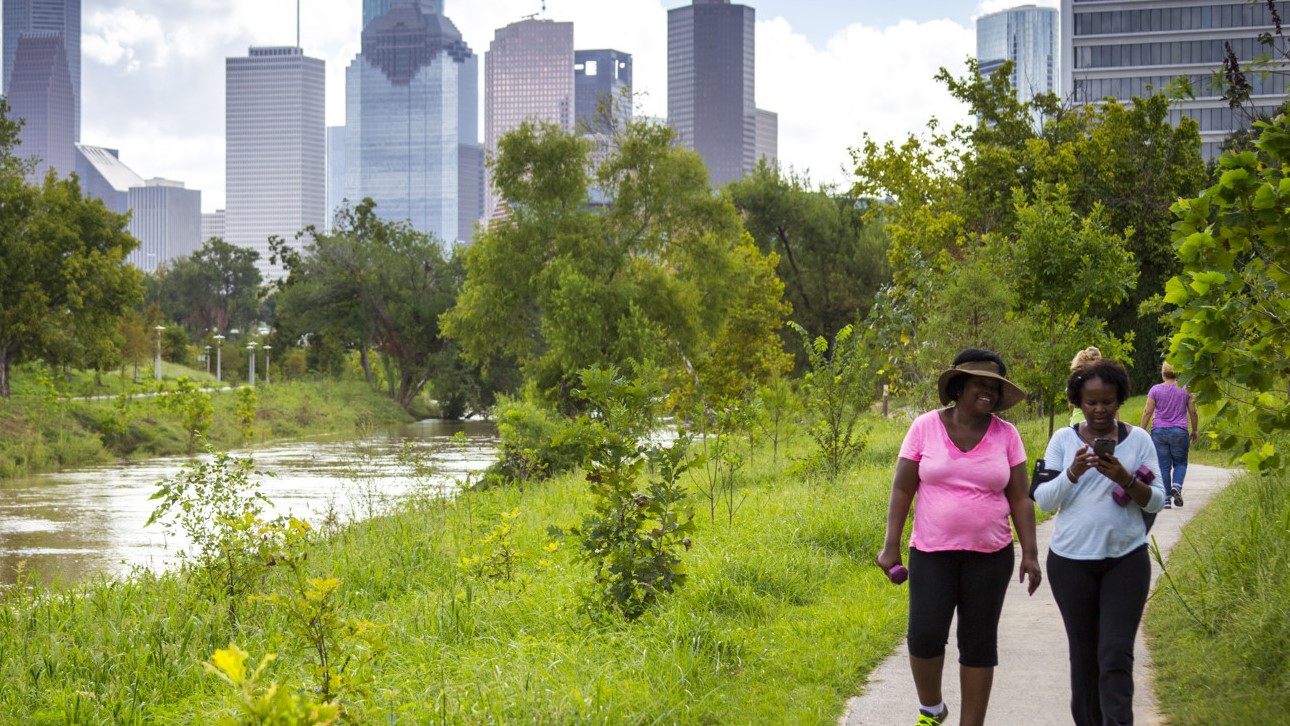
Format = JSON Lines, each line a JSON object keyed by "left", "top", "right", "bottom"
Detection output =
{"left": 204, "top": 345, "right": 212, "bottom": 375}
{"left": 153, "top": 325, "right": 165, "bottom": 381}
{"left": 214, "top": 334, "right": 225, "bottom": 383}
{"left": 247, "top": 341, "right": 258, "bottom": 386}
{"left": 263, "top": 345, "right": 272, "bottom": 385}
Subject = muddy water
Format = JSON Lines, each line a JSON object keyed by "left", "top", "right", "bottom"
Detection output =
{"left": 0, "top": 419, "right": 498, "bottom": 586}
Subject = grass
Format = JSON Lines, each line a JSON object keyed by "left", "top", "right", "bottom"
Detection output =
{"left": 0, "top": 413, "right": 917, "bottom": 724}
{"left": 0, "top": 361, "right": 413, "bottom": 479}
{"left": 1144, "top": 464, "right": 1290, "bottom": 725}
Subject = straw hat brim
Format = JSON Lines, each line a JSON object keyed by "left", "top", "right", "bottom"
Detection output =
{"left": 937, "top": 365, "right": 1027, "bottom": 412}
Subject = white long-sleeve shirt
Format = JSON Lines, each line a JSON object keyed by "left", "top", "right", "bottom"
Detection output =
{"left": 1035, "top": 425, "right": 1164, "bottom": 560}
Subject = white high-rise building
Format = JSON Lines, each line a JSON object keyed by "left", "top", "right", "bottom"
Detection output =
{"left": 484, "top": 18, "right": 574, "bottom": 219}
{"left": 225, "top": 46, "right": 325, "bottom": 280}
{"left": 127, "top": 179, "right": 201, "bottom": 273}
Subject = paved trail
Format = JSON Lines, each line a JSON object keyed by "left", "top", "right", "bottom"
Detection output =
{"left": 838, "top": 463, "right": 1239, "bottom": 726}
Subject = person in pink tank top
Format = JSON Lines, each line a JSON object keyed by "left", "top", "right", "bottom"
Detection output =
{"left": 1140, "top": 362, "right": 1199, "bottom": 509}
{"left": 876, "top": 349, "right": 1041, "bottom": 726}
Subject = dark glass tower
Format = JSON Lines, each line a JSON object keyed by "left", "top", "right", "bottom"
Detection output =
{"left": 667, "top": 0, "right": 755, "bottom": 186}
{"left": 8, "top": 32, "right": 74, "bottom": 180}
{"left": 364, "top": 0, "right": 443, "bottom": 30}
{"left": 3, "top": 0, "right": 79, "bottom": 139}
{"left": 575, "top": 49, "right": 632, "bottom": 133}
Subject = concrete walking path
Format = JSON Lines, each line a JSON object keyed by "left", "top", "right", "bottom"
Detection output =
{"left": 839, "top": 463, "right": 1240, "bottom": 725}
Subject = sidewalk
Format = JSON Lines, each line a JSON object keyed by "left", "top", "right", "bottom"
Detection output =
{"left": 838, "top": 463, "right": 1240, "bottom": 726}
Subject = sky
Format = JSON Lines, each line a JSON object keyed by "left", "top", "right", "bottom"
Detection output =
{"left": 78, "top": 0, "right": 1060, "bottom": 212}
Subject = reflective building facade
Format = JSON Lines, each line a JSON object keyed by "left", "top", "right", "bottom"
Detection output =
{"left": 8, "top": 32, "right": 73, "bottom": 180}
{"left": 668, "top": 0, "right": 756, "bottom": 186}
{"left": 575, "top": 49, "right": 632, "bottom": 133}
{"left": 978, "top": 5, "right": 1060, "bottom": 107}
{"left": 485, "top": 19, "right": 574, "bottom": 219}
{"left": 3, "top": 0, "right": 79, "bottom": 139}
{"left": 1062, "top": 0, "right": 1289, "bottom": 158}
{"left": 126, "top": 179, "right": 202, "bottom": 273}
{"left": 225, "top": 46, "right": 326, "bottom": 281}
{"left": 75, "top": 144, "right": 142, "bottom": 215}
{"left": 345, "top": 1, "right": 475, "bottom": 244}
{"left": 364, "top": 0, "right": 442, "bottom": 30}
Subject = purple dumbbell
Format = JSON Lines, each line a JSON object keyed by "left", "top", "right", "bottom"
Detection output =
{"left": 885, "top": 564, "right": 908, "bottom": 585}
{"left": 1111, "top": 465, "right": 1156, "bottom": 506}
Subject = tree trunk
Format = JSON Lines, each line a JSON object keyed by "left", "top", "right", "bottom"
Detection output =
{"left": 0, "top": 343, "right": 10, "bottom": 398}
{"left": 359, "top": 347, "right": 373, "bottom": 386}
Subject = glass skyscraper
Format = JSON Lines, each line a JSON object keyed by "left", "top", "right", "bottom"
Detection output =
{"left": 225, "top": 46, "right": 326, "bottom": 281}
{"left": 363, "top": 0, "right": 443, "bottom": 30}
{"left": 484, "top": 19, "right": 574, "bottom": 219}
{"left": 1062, "top": 0, "right": 1289, "bottom": 158}
{"left": 7, "top": 32, "right": 73, "bottom": 181}
{"left": 126, "top": 179, "right": 202, "bottom": 273}
{"left": 3, "top": 0, "right": 79, "bottom": 139}
{"left": 575, "top": 49, "right": 632, "bottom": 133}
{"left": 345, "top": 2, "right": 475, "bottom": 244}
{"left": 977, "top": 5, "right": 1060, "bottom": 107}
{"left": 668, "top": 0, "right": 757, "bottom": 187}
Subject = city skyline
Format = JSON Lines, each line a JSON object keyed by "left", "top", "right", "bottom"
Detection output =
{"left": 76, "top": 0, "right": 1034, "bottom": 213}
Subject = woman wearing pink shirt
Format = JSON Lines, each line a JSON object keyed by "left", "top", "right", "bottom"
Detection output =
{"left": 877, "top": 349, "right": 1042, "bottom": 726}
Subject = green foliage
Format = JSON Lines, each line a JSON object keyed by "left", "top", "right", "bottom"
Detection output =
{"left": 789, "top": 323, "right": 874, "bottom": 482}
{"left": 443, "top": 119, "right": 791, "bottom": 408}
{"left": 459, "top": 508, "right": 549, "bottom": 591}
{"left": 488, "top": 390, "right": 582, "bottom": 483}
{"left": 557, "top": 367, "right": 697, "bottom": 620}
{"left": 237, "top": 385, "right": 259, "bottom": 444}
{"left": 157, "top": 376, "right": 214, "bottom": 452}
{"left": 148, "top": 238, "right": 262, "bottom": 339}
{"left": 1164, "top": 115, "right": 1290, "bottom": 471}
{"left": 691, "top": 401, "right": 752, "bottom": 525}
{"left": 757, "top": 377, "right": 798, "bottom": 469}
{"left": 146, "top": 450, "right": 274, "bottom": 622}
{"left": 205, "top": 643, "right": 341, "bottom": 725}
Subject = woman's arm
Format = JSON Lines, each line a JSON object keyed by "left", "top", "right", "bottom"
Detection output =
{"left": 1140, "top": 397, "right": 1156, "bottom": 429}
{"left": 876, "top": 457, "right": 920, "bottom": 571}
{"left": 1005, "top": 462, "right": 1042, "bottom": 594}
{"left": 1188, "top": 398, "right": 1199, "bottom": 443}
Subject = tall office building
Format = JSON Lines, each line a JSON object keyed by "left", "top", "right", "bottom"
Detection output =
{"left": 575, "top": 49, "right": 632, "bottom": 133}
{"left": 755, "top": 108, "right": 777, "bottom": 166}
{"left": 8, "top": 32, "right": 73, "bottom": 180}
{"left": 345, "top": 1, "right": 475, "bottom": 244}
{"left": 326, "top": 125, "right": 346, "bottom": 228}
{"left": 485, "top": 19, "right": 574, "bottom": 218}
{"left": 364, "top": 0, "right": 442, "bottom": 29}
{"left": 225, "top": 46, "right": 325, "bottom": 281}
{"left": 201, "top": 210, "right": 226, "bottom": 243}
{"left": 3, "top": 0, "right": 79, "bottom": 139}
{"left": 668, "top": 0, "right": 757, "bottom": 186}
{"left": 978, "top": 5, "right": 1060, "bottom": 109}
{"left": 126, "top": 179, "right": 202, "bottom": 273}
{"left": 75, "top": 144, "right": 142, "bottom": 215}
{"left": 1062, "top": 0, "right": 1289, "bottom": 158}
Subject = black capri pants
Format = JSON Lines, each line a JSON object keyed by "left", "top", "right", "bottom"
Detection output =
{"left": 907, "top": 544, "right": 1015, "bottom": 668}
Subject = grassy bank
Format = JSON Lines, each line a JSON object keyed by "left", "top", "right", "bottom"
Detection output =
{"left": 1145, "top": 465, "right": 1290, "bottom": 724}
{"left": 0, "top": 413, "right": 922, "bottom": 724}
{"left": 0, "top": 366, "right": 413, "bottom": 479}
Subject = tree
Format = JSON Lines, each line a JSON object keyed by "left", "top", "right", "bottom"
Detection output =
{"left": 273, "top": 201, "right": 457, "bottom": 408}
{"left": 1163, "top": 115, "right": 1290, "bottom": 471}
{"left": 726, "top": 164, "right": 890, "bottom": 345}
{"left": 149, "top": 238, "right": 262, "bottom": 337}
{"left": 442, "top": 119, "right": 792, "bottom": 409}
{"left": 0, "top": 98, "right": 142, "bottom": 396}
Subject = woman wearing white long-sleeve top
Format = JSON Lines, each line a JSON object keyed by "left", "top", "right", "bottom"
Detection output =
{"left": 1033, "top": 358, "right": 1164, "bottom": 726}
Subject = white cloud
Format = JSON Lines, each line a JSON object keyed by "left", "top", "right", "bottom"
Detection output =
{"left": 80, "top": 1, "right": 977, "bottom": 209}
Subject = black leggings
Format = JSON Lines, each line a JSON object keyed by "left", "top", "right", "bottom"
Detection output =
{"left": 1047, "top": 545, "right": 1151, "bottom": 726}
{"left": 907, "top": 544, "right": 1015, "bottom": 667}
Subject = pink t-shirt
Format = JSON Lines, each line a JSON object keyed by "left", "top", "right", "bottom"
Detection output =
{"left": 898, "top": 410, "right": 1027, "bottom": 553}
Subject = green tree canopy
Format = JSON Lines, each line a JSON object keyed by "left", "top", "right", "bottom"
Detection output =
{"left": 149, "top": 238, "right": 262, "bottom": 339}
{"left": 442, "top": 119, "right": 792, "bottom": 408}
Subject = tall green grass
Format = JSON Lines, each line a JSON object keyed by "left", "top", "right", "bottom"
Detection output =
{"left": 1145, "top": 466, "right": 1290, "bottom": 725}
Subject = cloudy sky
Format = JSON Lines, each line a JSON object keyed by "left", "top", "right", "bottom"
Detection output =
{"left": 78, "top": 0, "right": 1058, "bottom": 212}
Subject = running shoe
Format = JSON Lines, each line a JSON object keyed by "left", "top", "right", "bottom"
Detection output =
{"left": 916, "top": 705, "right": 948, "bottom": 725}
{"left": 1173, "top": 487, "right": 1184, "bottom": 507}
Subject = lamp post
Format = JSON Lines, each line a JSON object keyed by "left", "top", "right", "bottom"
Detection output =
{"left": 263, "top": 345, "right": 272, "bottom": 385}
{"left": 204, "top": 345, "right": 212, "bottom": 375}
{"left": 214, "top": 334, "right": 225, "bottom": 383}
{"left": 247, "top": 341, "right": 258, "bottom": 386}
{"left": 153, "top": 325, "right": 165, "bottom": 381}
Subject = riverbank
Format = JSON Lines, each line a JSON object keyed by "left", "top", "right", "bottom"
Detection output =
{"left": 0, "top": 374, "right": 414, "bottom": 479}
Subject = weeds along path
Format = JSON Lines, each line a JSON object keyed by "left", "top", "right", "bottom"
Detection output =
{"left": 838, "top": 463, "right": 1239, "bottom": 726}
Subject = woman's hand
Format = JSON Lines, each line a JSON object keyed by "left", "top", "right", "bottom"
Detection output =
{"left": 1019, "top": 553, "right": 1042, "bottom": 595}
{"left": 1067, "top": 445, "right": 1100, "bottom": 480}
{"left": 876, "top": 546, "right": 903, "bottom": 573}
{"left": 1092, "top": 452, "right": 1130, "bottom": 487}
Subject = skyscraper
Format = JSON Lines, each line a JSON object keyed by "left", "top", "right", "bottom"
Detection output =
{"left": 364, "top": 0, "right": 443, "bottom": 30}
{"left": 1062, "top": 0, "right": 1289, "bottom": 158}
{"left": 977, "top": 5, "right": 1060, "bottom": 109}
{"left": 575, "top": 49, "right": 632, "bottom": 133}
{"left": 345, "top": 1, "right": 475, "bottom": 244}
{"left": 755, "top": 108, "right": 777, "bottom": 166}
{"left": 7, "top": 32, "right": 73, "bottom": 180}
{"left": 3, "top": 0, "right": 79, "bottom": 138}
{"left": 668, "top": 0, "right": 756, "bottom": 186}
{"left": 326, "top": 125, "right": 346, "bottom": 228}
{"left": 485, "top": 18, "right": 574, "bottom": 218}
{"left": 126, "top": 179, "right": 202, "bottom": 273}
{"left": 75, "top": 144, "right": 142, "bottom": 215}
{"left": 225, "top": 46, "right": 325, "bottom": 281}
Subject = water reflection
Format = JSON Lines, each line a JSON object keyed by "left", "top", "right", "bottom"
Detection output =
{"left": 0, "top": 419, "right": 498, "bottom": 586}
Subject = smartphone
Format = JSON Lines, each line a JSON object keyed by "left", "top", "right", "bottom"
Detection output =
{"left": 1093, "top": 437, "right": 1116, "bottom": 458}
